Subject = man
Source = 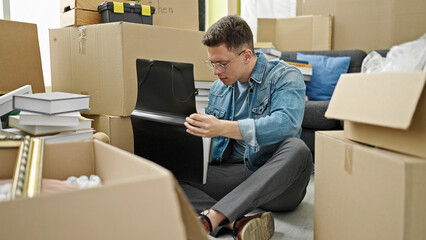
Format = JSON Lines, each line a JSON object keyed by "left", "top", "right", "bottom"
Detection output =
{"left": 181, "top": 15, "right": 312, "bottom": 239}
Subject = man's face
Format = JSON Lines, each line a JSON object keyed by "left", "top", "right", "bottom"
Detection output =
{"left": 206, "top": 43, "right": 245, "bottom": 86}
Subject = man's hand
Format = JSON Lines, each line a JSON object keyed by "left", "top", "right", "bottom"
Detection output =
{"left": 184, "top": 113, "right": 243, "bottom": 140}
{"left": 184, "top": 113, "right": 223, "bottom": 138}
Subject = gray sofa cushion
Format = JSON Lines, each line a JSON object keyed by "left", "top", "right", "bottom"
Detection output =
{"left": 302, "top": 101, "right": 341, "bottom": 129}
{"left": 281, "top": 49, "right": 367, "bottom": 73}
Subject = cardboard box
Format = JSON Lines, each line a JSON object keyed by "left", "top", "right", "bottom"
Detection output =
{"left": 325, "top": 72, "right": 426, "bottom": 159}
{"left": 0, "top": 139, "right": 207, "bottom": 240}
{"left": 60, "top": 0, "right": 134, "bottom": 27}
{"left": 257, "top": 15, "right": 332, "bottom": 51}
{"left": 49, "top": 22, "right": 215, "bottom": 116}
{"left": 84, "top": 114, "right": 134, "bottom": 153}
{"left": 297, "top": 0, "right": 426, "bottom": 52}
{"left": 60, "top": 0, "right": 199, "bottom": 30}
{"left": 315, "top": 131, "right": 426, "bottom": 240}
{"left": 139, "top": 0, "right": 199, "bottom": 31}
{"left": 0, "top": 20, "right": 45, "bottom": 94}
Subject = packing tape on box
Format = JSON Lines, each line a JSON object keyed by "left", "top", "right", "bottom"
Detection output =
{"left": 113, "top": 2, "right": 124, "bottom": 13}
{"left": 141, "top": 5, "right": 151, "bottom": 16}
{"left": 345, "top": 144, "right": 353, "bottom": 174}
{"left": 78, "top": 26, "right": 87, "bottom": 54}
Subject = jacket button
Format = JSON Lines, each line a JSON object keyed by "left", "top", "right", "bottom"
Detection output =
{"left": 249, "top": 89, "right": 253, "bottom": 93}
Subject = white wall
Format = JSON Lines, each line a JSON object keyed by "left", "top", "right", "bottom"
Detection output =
{"left": 241, "top": 0, "right": 296, "bottom": 43}
{"left": 0, "top": 0, "right": 4, "bottom": 19}
{"left": 9, "top": 0, "right": 60, "bottom": 87}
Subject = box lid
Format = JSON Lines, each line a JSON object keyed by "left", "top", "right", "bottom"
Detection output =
{"left": 325, "top": 71, "right": 426, "bottom": 129}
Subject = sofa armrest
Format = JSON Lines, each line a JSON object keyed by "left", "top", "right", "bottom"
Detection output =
{"left": 302, "top": 101, "right": 341, "bottom": 130}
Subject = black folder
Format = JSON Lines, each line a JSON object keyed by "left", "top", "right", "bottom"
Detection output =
{"left": 131, "top": 59, "right": 209, "bottom": 184}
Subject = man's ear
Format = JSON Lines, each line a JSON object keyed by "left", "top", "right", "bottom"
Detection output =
{"left": 243, "top": 49, "right": 253, "bottom": 63}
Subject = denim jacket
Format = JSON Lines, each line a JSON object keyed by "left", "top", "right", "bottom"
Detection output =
{"left": 205, "top": 52, "right": 306, "bottom": 171}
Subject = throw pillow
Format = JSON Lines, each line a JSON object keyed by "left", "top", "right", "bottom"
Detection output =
{"left": 297, "top": 53, "right": 351, "bottom": 101}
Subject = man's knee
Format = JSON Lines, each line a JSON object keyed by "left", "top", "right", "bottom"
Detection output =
{"left": 275, "top": 137, "right": 313, "bottom": 170}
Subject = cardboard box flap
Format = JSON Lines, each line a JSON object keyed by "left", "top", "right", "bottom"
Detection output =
{"left": 325, "top": 72, "right": 426, "bottom": 129}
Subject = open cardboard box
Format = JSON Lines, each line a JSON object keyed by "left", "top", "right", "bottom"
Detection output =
{"left": 0, "top": 140, "right": 207, "bottom": 240}
{"left": 325, "top": 71, "right": 426, "bottom": 159}
{"left": 315, "top": 131, "right": 426, "bottom": 240}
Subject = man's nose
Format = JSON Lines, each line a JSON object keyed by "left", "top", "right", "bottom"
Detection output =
{"left": 213, "top": 66, "right": 221, "bottom": 75}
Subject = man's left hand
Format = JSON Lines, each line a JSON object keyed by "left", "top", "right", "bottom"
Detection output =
{"left": 184, "top": 113, "right": 223, "bottom": 138}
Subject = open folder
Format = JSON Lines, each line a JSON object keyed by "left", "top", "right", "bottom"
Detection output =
{"left": 131, "top": 59, "right": 210, "bottom": 184}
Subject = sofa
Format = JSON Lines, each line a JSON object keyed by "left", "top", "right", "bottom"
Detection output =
{"left": 280, "top": 49, "right": 388, "bottom": 159}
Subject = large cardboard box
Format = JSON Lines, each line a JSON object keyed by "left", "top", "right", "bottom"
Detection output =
{"left": 139, "top": 0, "right": 199, "bottom": 31}
{"left": 84, "top": 114, "right": 134, "bottom": 153}
{"left": 0, "top": 139, "right": 207, "bottom": 240}
{"left": 0, "top": 20, "right": 45, "bottom": 94}
{"left": 60, "top": 0, "right": 199, "bottom": 30}
{"left": 315, "top": 131, "right": 426, "bottom": 240}
{"left": 325, "top": 72, "right": 426, "bottom": 159}
{"left": 49, "top": 22, "right": 215, "bottom": 116}
{"left": 297, "top": 0, "right": 426, "bottom": 52}
{"left": 257, "top": 15, "right": 332, "bottom": 51}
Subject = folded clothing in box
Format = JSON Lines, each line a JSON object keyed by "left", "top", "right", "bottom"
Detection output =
{"left": 98, "top": 2, "right": 155, "bottom": 24}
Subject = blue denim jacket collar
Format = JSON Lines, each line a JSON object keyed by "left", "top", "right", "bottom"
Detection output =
{"left": 249, "top": 52, "right": 267, "bottom": 86}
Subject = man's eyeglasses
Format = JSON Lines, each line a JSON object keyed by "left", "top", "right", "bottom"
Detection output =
{"left": 204, "top": 49, "right": 246, "bottom": 73}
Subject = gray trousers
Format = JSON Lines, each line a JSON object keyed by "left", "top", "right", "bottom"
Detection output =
{"left": 179, "top": 137, "right": 313, "bottom": 226}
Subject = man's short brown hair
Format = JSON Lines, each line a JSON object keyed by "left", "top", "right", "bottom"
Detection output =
{"left": 202, "top": 15, "right": 254, "bottom": 54}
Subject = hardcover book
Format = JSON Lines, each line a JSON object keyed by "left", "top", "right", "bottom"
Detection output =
{"left": 13, "top": 92, "right": 90, "bottom": 115}
{"left": 1, "top": 128, "right": 94, "bottom": 144}
{"left": 8, "top": 115, "right": 92, "bottom": 135}
{"left": 19, "top": 111, "right": 81, "bottom": 126}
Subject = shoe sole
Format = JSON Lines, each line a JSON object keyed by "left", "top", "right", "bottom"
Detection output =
{"left": 239, "top": 212, "right": 274, "bottom": 240}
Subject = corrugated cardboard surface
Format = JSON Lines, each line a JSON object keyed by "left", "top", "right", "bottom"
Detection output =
{"left": 297, "top": 0, "right": 426, "bottom": 52}
{"left": 0, "top": 140, "right": 207, "bottom": 240}
{"left": 257, "top": 15, "right": 332, "bottom": 51}
{"left": 49, "top": 22, "right": 214, "bottom": 116}
{"left": 0, "top": 20, "right": 45, "bottom": 94}
{"left": 85, "top": 114, "right": 134, "bottom": 153}
{"left": 140, "top": 0, "right": 199, "bottom": 31}
{"left": 315, "top": 131, "right": 426, "bottom": 240}
{"left": 325, "top": 72, "right": 426, "bottom": 159}
{"left": 60, "top": 8, "right": 101, "bottom": 27}
{"left": 60, "top": 0, "right": 133, "bottom": 12}
{"left": 60, "top": 0, "right": 198, "bottom": 30}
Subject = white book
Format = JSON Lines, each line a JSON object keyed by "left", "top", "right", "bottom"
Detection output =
{"left": 0, "top": 128, "right": 94, "bottom": 144}
{"left": 9, "top": 115, "right": 93, "bottom": 135}
{"left": 42, "top": 130, "right": 94, "bottom": 144}
{"left": 194, "top": 81, "right": 214, "bottom": 89}
{"left": 0, "top": 128, "right": 27, "bottom": 136}
{"left": 195, "top": 95, "right": 209, "bottom": 102}
{"left": 196, "top": 89, "right": 210, "bottom": 96}
{"left": 19, "top": 111, "right": 81, "bottom": 126}
{"left": 0, "top": 85, "right": 32, "bottom": 116}
{"left": 13, "top": 92, "right": 90, "bottom": 115}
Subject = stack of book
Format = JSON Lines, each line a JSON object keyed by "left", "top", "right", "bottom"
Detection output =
{"left": 281, "top": 58, "right": 313, "bottom": 82}
{"left": 194, "top": 81, "right": 213, "bottom": 112}
{"left": 4, "top": 92, "right": 94, "bottom": 144}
